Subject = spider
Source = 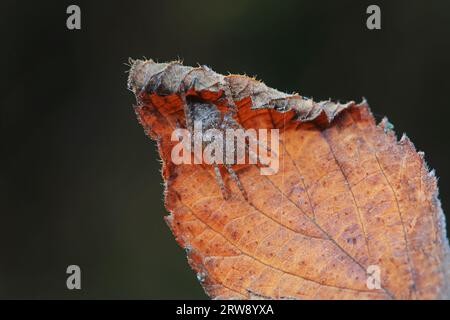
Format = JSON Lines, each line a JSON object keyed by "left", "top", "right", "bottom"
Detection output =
{"left": 178, "top": 92, "right": 248, "bottom": 200}
{"left": 180, "top": 94, "right": 250, "bottom": 201}
{"left": 144, "top": 69, "right": 272, "bottom": 200}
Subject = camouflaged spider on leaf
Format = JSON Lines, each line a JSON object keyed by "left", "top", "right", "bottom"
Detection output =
{"left": 127, "top": 59, "right": 349, "bottom": 200}
{"left": 128, "top": 60, "right": 278, "bottom": 200}
{"left": 127, "top": 58, "right": 450, "bottom": 300}
{"left": 179, "top": 95, "right": 252, "bottom": 200}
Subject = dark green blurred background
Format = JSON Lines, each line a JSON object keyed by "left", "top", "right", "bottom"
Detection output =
{"left": 1, "top": 0, "right": 450, "bottom": 299}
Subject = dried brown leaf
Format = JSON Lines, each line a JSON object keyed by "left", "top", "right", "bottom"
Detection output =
{"left": 128, "top": 59, "right": 450, "bottom": 300}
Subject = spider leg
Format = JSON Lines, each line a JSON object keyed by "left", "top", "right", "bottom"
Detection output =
{"left": 220, "top": 115, "right": 274, "bottom": 169}
{"left": 153, "top": 71, "right": 164, "bottom": 93}
{"left": 223, "top": 85, "right": 238, "bottom": 115}
{"left": 214, "top": 163, "right": 229, "bottom": 200}
{"left": 139, "top": 70, "right": 164, "bottom": 96}
{"left": 180, "top": 76, "right": 202, "bottom": 132}
{"left": 225, "top": 164, "right": 248, "bottom": 201}
{"left": 180, "top": 95, "right": 194, "bottom": 131}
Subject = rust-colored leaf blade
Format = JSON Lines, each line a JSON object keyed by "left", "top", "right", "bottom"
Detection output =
{"left": 128, "top": 59, "right": 450, "bottom": 300}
